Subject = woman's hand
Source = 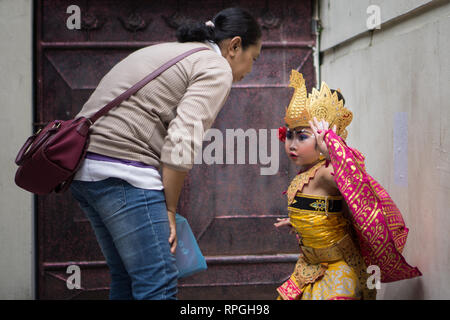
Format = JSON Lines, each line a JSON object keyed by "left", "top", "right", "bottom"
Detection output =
{"left": 167, "top": 210, "right": 177, "bottom": 254}
{"left": 308, "top": 117, "right": 336, "bottom": 160}
{"left": 162, "top": 165, "right": 187, "bottom": 255}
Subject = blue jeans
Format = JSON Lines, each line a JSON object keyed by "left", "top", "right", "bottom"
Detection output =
{"left": 70, "top": 178, "right": 178, "bottom": 300}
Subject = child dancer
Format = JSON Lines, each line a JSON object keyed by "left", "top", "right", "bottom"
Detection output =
{"left": 275, "top": 71, "right": 421, "bottom": 300}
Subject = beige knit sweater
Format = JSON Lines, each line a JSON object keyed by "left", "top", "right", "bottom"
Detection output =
{"left": 76, "top": 41, "right": 233, "bottom": 172}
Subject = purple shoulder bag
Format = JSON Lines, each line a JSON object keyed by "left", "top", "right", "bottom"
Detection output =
{"left": 15, "top": 47, "right": 208, "bottom": 194}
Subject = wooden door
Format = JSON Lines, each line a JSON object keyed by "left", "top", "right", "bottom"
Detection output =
{"left": 36, "top": 0, "right": 315, "bottom": 299}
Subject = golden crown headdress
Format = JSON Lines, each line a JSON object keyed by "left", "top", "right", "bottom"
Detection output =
{"left": 284, "top": 70, "right": 353, "bottom": 140}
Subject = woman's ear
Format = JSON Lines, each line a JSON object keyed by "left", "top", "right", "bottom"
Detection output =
{"left": 228, "top": 36, "right": 242, "bottom": 57}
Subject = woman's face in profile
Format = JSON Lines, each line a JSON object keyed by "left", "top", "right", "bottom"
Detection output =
{"left": 221, "top": 37, "right": 262, "bottom": 82}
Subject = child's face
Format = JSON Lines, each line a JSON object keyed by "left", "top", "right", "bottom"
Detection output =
{"left": 284, "top": 126, "right": 320, "bottom": 166}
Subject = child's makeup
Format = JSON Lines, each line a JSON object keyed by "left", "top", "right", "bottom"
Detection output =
{"left": 286, "top": 129, "right": 312, "bottom": 141}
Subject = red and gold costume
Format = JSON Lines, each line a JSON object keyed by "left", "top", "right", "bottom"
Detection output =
{"left": 277, "top": 71, "right": 421, "bottom": 300}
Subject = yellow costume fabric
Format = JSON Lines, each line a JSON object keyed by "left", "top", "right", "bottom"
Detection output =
{"left": 277, "top": 164, "right": 377, "bottom": 300}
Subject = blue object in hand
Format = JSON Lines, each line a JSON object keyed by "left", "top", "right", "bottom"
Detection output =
{"left": 175, "top": 214, "right": 207, "bottom": 278}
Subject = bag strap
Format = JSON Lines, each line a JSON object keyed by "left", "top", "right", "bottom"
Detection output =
{"left": 88, "top": 47, "right": 210, "bottom": 124}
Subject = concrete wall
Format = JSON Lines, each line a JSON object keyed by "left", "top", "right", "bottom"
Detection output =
{"left": 319, "top": 0, "right": 450, "bottom": 299}
{"left": 0, "top": 0, "right": 35, "bottom": 299}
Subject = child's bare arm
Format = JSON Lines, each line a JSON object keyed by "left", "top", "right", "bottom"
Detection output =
{"left": 319, "top": 163, "right": 338, "bottom": 190}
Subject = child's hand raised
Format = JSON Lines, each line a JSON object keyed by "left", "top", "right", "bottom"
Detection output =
{"left": 308, "top": 117, "right": 337, "bottom": 160}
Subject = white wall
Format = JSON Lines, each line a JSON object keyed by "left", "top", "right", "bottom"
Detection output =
{"left": 0, "top": 0, "right": 34, "bottom": 299}
{"left": 320, "top": 0, "right": 436, "bottom": 51}
{"left": 319, "top": 0, "right": 450, "bottom": 299}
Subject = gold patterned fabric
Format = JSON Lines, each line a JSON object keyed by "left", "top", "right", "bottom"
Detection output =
{"left": 300, "top": 260, "right": 359, "bottom": 300}
{"left": 277, "top": 189, "right": 377, "bottom": 300}
{"left": 286, "top": 160, "right": 326, "bottom": 205}
{"left": 289, "top": 194, "right": 349, "bottom": 249}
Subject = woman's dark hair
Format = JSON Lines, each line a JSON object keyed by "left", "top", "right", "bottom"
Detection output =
{"left": 331, "top": 89, "right": 346, "bottom": 105}
{"left": 176, "top": 7, "right": 261, "bottom": 49}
